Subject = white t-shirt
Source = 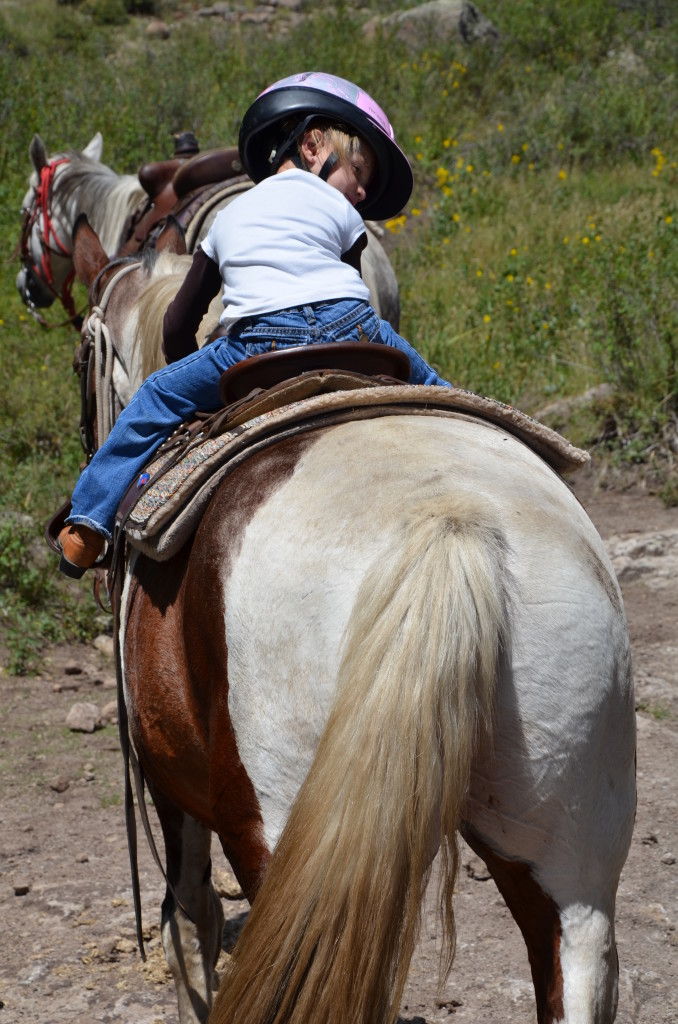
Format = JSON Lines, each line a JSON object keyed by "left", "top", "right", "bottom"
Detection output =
{"left": 200, "top": 169, "right": 371, "bottom": 330}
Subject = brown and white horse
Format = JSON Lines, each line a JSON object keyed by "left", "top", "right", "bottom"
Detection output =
{"left": 71, "top": 222, "right": 636, "bottom": 1024}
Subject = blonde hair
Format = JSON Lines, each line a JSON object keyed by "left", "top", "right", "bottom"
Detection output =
{"left": 277, "top": 117, "right": 375, "bottom": 175}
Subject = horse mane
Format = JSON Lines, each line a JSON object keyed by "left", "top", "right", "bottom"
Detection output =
{"left": 134, "top": 249, "right": 222, "bottom": 382}
{"left": 59, "top": 149, "right": 146, "bottom": 255}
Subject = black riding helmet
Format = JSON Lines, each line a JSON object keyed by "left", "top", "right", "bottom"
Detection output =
{"left": 238, "top": 72, "right": 414, "bottom": 221}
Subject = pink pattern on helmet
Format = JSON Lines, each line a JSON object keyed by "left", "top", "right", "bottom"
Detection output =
{"left": 260, "top": 72, "right": 395, "bottom": 141}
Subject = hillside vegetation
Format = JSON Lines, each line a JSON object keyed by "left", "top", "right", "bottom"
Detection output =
{"left": 0, "top": 0, "right": 676, "bottom": 670}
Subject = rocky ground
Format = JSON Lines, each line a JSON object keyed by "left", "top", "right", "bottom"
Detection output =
{"left": 1, "top": 467, "right": 677, "bottom": 1023}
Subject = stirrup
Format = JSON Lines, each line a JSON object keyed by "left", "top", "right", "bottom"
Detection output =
{"left": 58, "top": 552, "right": 88, "bottom": 580}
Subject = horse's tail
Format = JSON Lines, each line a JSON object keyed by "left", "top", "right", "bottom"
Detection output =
{"left": 210, "top": 495, "right": 507, "bottom": 1024}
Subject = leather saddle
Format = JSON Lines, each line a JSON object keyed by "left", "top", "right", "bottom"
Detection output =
{"left": 219, "top": 341, "right": 411, "bottom": 405}
{"left": 119, "top": 146, "right": 244, "bottom": 255}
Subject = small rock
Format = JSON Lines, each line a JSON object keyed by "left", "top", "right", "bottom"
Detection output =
{"left": 213, "top": 866, "right": 244, "bottom": 900}
{"left": 240, "top": 10, "right": 272, "bottom": 22}
{"left": 661, "top": 852, "right": 676, "bottom": 865}
{"left": 198, "top": 2, "right": 233, "bottom": 15}
{"left": 464, "top": 855, "right": 491, "bottom": 881}
{"left": 76, "top": 853, "right": 90, "bottom": 864}
{"left": 64, "top": 662, "right": 84, "bottom": 676}
{"left": 49, "top": 775, "right": 70, "bottom": 793}
{"left": 93, "top": 635, "right": 115, "bottom": 659}
{"left": 146, "top": 19, "right": 170, "bottom": 38}
{"left": 99, "top": 699, "right": 119, "bottom": 726}
{"left": 115, "top": 937, "right": 137, "bottom": 954}
{"left": 13, "top": 881, "right": 30, "bottom": 896}
{"left": 66, "top": 702, "right": 100, "bottom": 733}
{"left": 53, "top": 680, "right": 80, "bottom": 692}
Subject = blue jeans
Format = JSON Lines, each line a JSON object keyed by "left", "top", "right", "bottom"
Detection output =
{"left": 67, "top": 299, "right": 451, "bottom": 538}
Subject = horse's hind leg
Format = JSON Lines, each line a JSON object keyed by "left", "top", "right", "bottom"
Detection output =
{"left": 150, "top": 785, "right": 224, "bottom": 1024}
{"left": 463, "top": 826, "right": 621, "bottom": 1023}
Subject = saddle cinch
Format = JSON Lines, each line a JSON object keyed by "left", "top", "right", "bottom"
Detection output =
{"left": 46, "top": 342, "right": 590, "bottom": 567}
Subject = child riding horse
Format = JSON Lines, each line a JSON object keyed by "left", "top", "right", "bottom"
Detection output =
{"left": 58, "top": 71, "right": 451, "bottom": 576}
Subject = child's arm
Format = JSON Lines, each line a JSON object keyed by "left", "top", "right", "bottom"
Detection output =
{"left": 341, "top": 231, "right": 368, "bottom": 276}
{"left": 162, "top": 247, "right": 223, "bottom": 363}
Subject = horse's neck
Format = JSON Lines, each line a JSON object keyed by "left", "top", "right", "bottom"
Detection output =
{"left": 90, "top": 176, "right": 147, "bottom": 256}
{"left": 64, "top": 169, "right": 146, "bottom": 256}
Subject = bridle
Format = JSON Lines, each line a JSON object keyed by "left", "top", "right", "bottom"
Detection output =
{"left": 16, "top": 156, "right": 85, "bottom": 328}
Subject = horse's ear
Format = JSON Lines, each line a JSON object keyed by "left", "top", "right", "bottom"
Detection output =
{"left": 82, "top": 132, "right": 103, "bottom": 163}
{"left": 155, "top": 215, "right": 187, "bottom": 255}
{"left": 72, "top": 214, "right": 109, "bottom": 288}
{"left": 29, "top": 134, "right": 48, "bottom": 174}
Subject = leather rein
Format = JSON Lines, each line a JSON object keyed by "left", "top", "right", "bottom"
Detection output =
{"left": 16, "top": 157, "right": 85, "bottom": 329}
{"left": 78, "top": 253, "right": 195, "bottom": 951}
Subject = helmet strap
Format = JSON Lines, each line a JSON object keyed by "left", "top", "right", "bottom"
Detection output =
{"left": 269, "top": 114, "right": 315, "bottom": 171}
{"left": 317, "top": 151, "right": 338, "bottom": 181}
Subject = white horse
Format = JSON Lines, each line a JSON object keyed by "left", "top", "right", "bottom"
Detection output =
{"left": 16, "top": 132, "right": 401, "bottom": 329}
{"left": 16, "top": 133, "right": 146, "bottom": 320}
{"left": 69, "top": 222, "right": 637, "bottom": 1024}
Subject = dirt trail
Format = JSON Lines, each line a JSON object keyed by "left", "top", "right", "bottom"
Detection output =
{"left": 1, "top": 470, "right": 677, "bottom": 1023}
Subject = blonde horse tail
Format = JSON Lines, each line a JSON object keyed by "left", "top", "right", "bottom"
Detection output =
{"left": 210, "top": 495, "right": 507, "bottom": 1024}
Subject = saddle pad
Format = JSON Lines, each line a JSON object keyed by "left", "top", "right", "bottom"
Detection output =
{"left": 120, "top": 385, "right": 590, "bottom": 561}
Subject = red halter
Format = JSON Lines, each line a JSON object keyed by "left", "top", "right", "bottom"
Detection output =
{"left": 20, "top": 157, "right": 80, "bottom": 325}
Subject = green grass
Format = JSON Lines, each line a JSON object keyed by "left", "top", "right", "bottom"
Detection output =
{"left": 1, "top": 0, "right": 677, "bottom": 670}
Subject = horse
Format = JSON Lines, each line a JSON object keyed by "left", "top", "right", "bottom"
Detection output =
{"left": 15, "top": 133, "right": 147, "bottom": 324}
{"left": 69, "top": 219, "right": 637, "bottom": 1024}
{"left": 16, "top": 132, "right": 401, "bottom": 330}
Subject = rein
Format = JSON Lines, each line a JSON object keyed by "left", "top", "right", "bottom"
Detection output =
{"left": 83, "top": 257, "right": 139, "bottom": 450}
{"left": 81, "top": 255, "right": 197, "bottom": 951}
{"left": 18, "top": 157, "right": 86, "bottom": 328}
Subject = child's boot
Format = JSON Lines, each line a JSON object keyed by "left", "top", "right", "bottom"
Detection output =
{"left": 58, "top": 524, "right": 106, "bottom": 578}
